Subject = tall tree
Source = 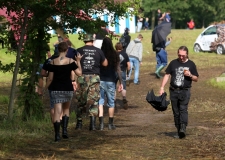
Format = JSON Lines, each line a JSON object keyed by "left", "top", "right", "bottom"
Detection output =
{"left": 0, "top": 0, "right": 140, "bottom": 120}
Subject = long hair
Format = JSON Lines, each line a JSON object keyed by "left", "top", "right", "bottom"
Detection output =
{"left": 178, "top": 46, "right": 189, "bottom": 58}
{"left": 101, "top": 37, "right": 119, "bottom": 70}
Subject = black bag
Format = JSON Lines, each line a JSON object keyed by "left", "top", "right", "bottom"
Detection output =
{"left": 119, "top": 35, "right": 127, "bottom": 47}
{"left": 146, "top": 89, "right": 170, "bottom": 111}
{"left": 152, "top": 44, "right": 161, "bottom": 52}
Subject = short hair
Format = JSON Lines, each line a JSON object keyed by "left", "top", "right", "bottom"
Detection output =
{"left": 64, "top": 38, "right": 72, "bottom": 47}
{"left": 57, "top": 42, "right": 68, "bottom": 52}
{"left": 138, "top": 34, "right": 143, "bottom": 39}
{"left": 115, "top": 42, "right": 123, "bottom": 50}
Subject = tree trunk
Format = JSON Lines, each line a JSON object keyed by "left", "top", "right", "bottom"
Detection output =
{"left": 22, "top": 29, "right": 45, "bottom": 121}
{"left": 151, "top": 10, "right": 155, "bottom": 29}
{"left": 202, "top": 18, "right": 205, "bottom": 29}
{"left": 172, "top": 19, "right": 176, "bottom": 29}
{"left": 8, "top": 6, "right": 28, "bottom": 120}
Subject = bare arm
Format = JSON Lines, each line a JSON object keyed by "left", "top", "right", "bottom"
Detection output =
{"left": 41, "top": 69, "right": 48, "bottom": 77}
{"left": 45, "top": 71, "right": 53, "bottom": 89}
{"left": 116, "top": 64, "right": 123, "bottom": 92}
{"left": 74, "top": 53, "right": 82, "bottom": 76}
{"left": 102, "top": 58, "right": 108, "bottom": 67}
{"left": 159, "top": 74, "right": 170, "bottom": 95}
{"left": 127, "top": 61, "right": 131, "bottom": 71}
{"left": 184, "top": 70, "right": 198, "bottom": 82}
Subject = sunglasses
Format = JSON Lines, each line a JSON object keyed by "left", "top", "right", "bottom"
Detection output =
{"left": 178, "top": 54, "right": 186, "bottom": 57}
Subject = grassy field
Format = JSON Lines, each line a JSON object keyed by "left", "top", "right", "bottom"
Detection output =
{"left": 1, "top": 29, "right": 225, "bottom": 159}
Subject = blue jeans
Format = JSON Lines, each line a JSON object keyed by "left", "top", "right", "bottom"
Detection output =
{"left": 137, "top": 22, "right": 142, "bottom": 32}
{"left": 99, "top": 81, "right": 116, "bottom": 107}
{"left": 127, "top": 57, "right": 140, "bottom": 84}
{"left": 156, "top": 49, "right": 167, "bottom": 69}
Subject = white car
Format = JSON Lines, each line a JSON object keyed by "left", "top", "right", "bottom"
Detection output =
{"left": 193, "top": 24, "right": 225, "bottom": 54}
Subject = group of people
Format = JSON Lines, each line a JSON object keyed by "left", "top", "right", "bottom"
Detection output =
{"left": 157, "top": 9, "right": 171, "bottom": 25}
{"left": 40, "top": 26, "right": 144, "bottom": 142}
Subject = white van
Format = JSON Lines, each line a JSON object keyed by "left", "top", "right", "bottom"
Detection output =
{"left": 193, "top": 24, "right": 225, "bottom": 54}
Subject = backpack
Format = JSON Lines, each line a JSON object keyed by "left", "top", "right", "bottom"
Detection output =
{"left": 119, "top": 35, "right": 127, "bottom": 47}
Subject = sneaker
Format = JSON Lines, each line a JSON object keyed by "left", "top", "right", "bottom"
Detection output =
{"left": 126, "top": 80, "right": 130, "bottom": 86}
{"left": 123, "top": 99, "right": 128, "bottom": 110}
{"left": 134, "top": 81, "right": 140, "bottom": 85}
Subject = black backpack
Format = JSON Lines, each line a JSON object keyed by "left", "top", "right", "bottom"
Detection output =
{"left": 119, "top": 35, "right": 127, "bottom": 47}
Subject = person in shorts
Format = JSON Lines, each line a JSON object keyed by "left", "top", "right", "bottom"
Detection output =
{"left": 98, "top": 37, "right": 123, "bottom": 130}
{"left": 115, "top": 42, "right": 130, "bottom": 110}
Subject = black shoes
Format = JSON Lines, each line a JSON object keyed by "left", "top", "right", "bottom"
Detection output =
{"left": 123, "top": 99, "right": 128, "bottom": 110}
{"left": 134, "top": 81, "right": 140, "bottom": 85}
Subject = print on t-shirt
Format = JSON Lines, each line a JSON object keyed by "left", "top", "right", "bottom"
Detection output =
{"left": 175, "top": 66, "right": 189, "bottom": 87}
{"left": 83, "top": 49, "right": 96, "bottom": 70}
{"left": 119, "top": 54, "right": 124, "bottom": 63}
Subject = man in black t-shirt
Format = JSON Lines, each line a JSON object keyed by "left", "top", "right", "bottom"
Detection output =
{"left": 75, "top": 33, "right": 108, "bottom": 131}
{"left": 93, "top": 26, "right": 109, "bottom": 49}
{"left": 159, "top": 46, "right": 199, "bottom": 139}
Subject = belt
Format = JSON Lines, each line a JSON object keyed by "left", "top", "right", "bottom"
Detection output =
{"left": 170, "top": 86, "right": 189, "bottom": 90}
{"left": 82, "top": 74, "right": 98, "bottom": 76}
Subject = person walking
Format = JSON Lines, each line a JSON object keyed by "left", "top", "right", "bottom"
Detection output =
{"left": 159, "top": 46, "right": 199, "bottom": 139}
{"left": 115, "top": 42, "right": 130, "bottom": 110}
{"left": 119, "top": 28, "right": 131, "bottom": 49}
{"left": 157, "top": 9, "right": 164, "bottom": 25}
{"left": 144, "top": 17, "right": 149, "bottom": 31}
{"left": 126, "top": 34, "right": 143, "bottom": 85}
{"left": 165, "top": 11, "right": 171, "bottom": 22}
{"left": 75, "top": 34, "right": 108, "bottom": 131}
{"left": 154, "top": 37, "right": 172, "bottom": 78}
{"left": 137, "top": 16, "right": 143, "bottom": 32}
{"left": 98, "top": 37, "right": 123, "bottom": 130}
{"left": 45, "top": 41, "right": 82, "bottom": 142}
{"left": 93, "top": 25, "right": 109, "bottom": 49}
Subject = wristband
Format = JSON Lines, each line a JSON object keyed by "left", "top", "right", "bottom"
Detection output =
{"left": 72, "top": 80, "right": 76, "bottom": 82}
{"left": 160, "top": 87, "right": 164, "bottom": 90}
{"left": 189, "top": 74, "right": 193, "bottom": 78}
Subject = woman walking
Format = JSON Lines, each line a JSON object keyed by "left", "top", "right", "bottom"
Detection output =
{"left": 45, "top": 41, "right": 82, "bottom": 142}
{"left": 98, "top": 37, "right": 123, "bottom": 130}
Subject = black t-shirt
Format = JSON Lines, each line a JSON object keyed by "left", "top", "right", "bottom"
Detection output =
{"left": 48, "top": 62, "right": 78, "bottom": 91}
{"left": 77, "top": 45, "right": 106, "bottom": 75}
{"left": 158, "top": 13, "right": 162, "bottom": 21}
{"left": 95, "top": 28, "right": 108, "bottom": 40}
{"left": 165, "top": 59, "right": 199, "bottom": 88}
{"left": 42, "top": 55, "right": 59, "bottom": 71}
{"left": 118, "top": 49, "right": 130, "bottom": 71}
{"left": 100, "top": 65, "right": 117, "bottom": 82}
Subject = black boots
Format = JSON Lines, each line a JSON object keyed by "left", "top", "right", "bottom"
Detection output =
{"left": 99, "top": 117, "right": 104, "bottom": 130}
{"left": 62, "top": 115, "right": 69, "bottom": 139}
{"left": 89, "top": 116, "right": 96, "bottom": 131}
{"left": 75, "top": 119, "right": 82, "bottom": 130}
{"left": 108, "top": 117, "right": 116, "bottom": 130}
{"left": 179, "top": 124, "right": 186, "bottom": 139}
{"left": 54, "top": 121, "right": 61, "bottom": 142}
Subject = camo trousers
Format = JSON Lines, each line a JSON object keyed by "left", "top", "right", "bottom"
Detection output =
{"left": 75, "top": 75, "right": 100, "bottom": 119}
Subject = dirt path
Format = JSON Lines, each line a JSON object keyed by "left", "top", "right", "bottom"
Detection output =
{"left": 3, "top": 58, "right": 225, "bottom": 160}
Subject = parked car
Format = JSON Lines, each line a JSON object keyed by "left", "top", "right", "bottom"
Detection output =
{"left": 193, "top": 24, "right": 225, "bottom": 54}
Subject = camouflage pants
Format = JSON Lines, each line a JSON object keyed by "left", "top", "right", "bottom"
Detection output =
{"left": 75, "top": 75, "right": 100, "bottom": 119}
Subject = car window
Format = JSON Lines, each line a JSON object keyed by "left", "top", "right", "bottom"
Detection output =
{"left": 203, "top": 26, "right": 217, "bottom": 35}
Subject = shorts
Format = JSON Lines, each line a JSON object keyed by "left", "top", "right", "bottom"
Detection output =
{"left": 99, "top": 81, "right": 115, "bottom": 107}
{"left": 115, "top": 70, "right": 126, "bottom": 90}
{"left": 51, "top": 91, "right": 73, "bottom": 104}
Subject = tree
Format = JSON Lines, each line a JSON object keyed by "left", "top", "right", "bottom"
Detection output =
{"left": 0, "top": 0, "right": 140, "bottom": 120}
